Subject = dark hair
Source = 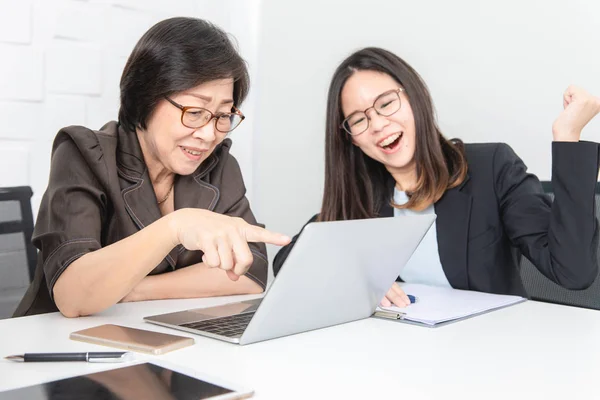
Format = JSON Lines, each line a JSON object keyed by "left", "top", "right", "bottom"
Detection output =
{"left": 118, "top": 17, "right": 250, "bottom": 133}
{"left": 319, "top": 47, "right": 467, "bottom": 221}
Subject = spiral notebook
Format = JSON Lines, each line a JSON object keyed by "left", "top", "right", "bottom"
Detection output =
{"left": 373, "top": 283, "right": 526, "bottom": 327}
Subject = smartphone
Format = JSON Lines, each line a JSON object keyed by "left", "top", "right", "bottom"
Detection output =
{"left": 70, "top": 324, "right": 195, "bottom": 355}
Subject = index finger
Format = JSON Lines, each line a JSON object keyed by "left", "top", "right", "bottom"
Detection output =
{"left": 244, "top": 225, "right": 291, "bottom": 246}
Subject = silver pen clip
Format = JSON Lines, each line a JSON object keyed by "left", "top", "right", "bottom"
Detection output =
{"left": 88, "top": 352, "right": 134, "bottom": 363}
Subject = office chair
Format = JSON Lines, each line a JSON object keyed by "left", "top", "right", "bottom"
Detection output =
{"left": 0, "top": 186, "right": 37, "bottom": 283}
{"left": 519, "top": 181, "right": 600, "bottom": 310}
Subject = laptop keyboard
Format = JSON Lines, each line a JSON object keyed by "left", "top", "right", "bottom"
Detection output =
{"left": 179, "top": 312, "right": 255, "bottom": 338}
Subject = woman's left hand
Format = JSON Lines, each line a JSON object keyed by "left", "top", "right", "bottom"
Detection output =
{"left": 552, "top": 85, "right": 600, "bottom": 142}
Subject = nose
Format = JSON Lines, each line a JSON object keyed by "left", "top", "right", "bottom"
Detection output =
{"left": 192, "top": 121, "right": 216, "bottom": 142}
{"left": 367, "top": 109, "right": 390, "bottom": 134}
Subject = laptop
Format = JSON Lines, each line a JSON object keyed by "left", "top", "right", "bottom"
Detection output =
{"left": 144, "top": 215, "right": 435, "bottom": 345}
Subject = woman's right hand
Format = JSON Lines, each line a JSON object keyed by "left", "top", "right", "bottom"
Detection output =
{"left": 381, "top": 282, "right": 411, "bottom": 308}
{"left": 552, "top": 85, "right": 600, "bottom": 142}
{"left": 169, "top": 208, "right": 291, "bottom": 280}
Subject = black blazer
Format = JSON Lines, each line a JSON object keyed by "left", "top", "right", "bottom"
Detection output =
{"left": 273, "top": 141, "right": 600, "bottom": 297}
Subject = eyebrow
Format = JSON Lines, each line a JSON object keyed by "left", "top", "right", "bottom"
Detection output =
{"left": 187, "top": 93, "right": 235, "bottom": 105}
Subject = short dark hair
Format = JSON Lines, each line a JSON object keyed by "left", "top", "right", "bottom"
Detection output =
{"left": 320, "top": 47, "right": 467, "bottom": 221}
{"left": 118, "top": 17, "right": 250, "bottom": 133}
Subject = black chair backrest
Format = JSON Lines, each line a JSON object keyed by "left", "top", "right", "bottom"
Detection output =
{"left": 0, "top": 186, "right": 37, "bottom": 282}
{"left": 519, "top": 181, "right": 600, "bottom": 310}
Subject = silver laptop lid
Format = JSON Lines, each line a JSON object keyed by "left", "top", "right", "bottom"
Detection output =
{"left": 239, "top": 215, "right": 435, "bottom": 344}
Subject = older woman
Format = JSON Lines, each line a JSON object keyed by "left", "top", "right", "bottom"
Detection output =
{"left": 15, "top": 17, "right": 289, "bottom": 317}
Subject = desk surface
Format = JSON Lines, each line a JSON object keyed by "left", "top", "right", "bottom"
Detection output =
{"left": 1, "top": 295, "right": 599, "bottom": 399}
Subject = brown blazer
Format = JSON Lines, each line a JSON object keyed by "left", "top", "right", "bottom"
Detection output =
{"left": 14, "top": 121, "right": 267, "bottom": 316}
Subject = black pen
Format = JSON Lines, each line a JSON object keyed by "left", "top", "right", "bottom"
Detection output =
{"left": 4, "top": 352, "right": 133, "bottom": 363}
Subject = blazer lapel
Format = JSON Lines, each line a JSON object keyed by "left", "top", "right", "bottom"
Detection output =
{"left": 376, "top": 176, "right": 395, "bottom": 218}
{"left": 174, "top": 154, "right": 220, "bottom": 212}
{"left": 119, "top": 171, "right": 163, "bottom": 233}
{"left": 116, "top": 126, "right": 179, "bottom": 269}
{"left": 170, "top": 155, "right": 221, "bottom": 265}
{"left": 378, "top": 201, "right": 394, "bottom": 217}
{"left": 116, "top": 126, "right": 163, "bottom": 232}
{"left": 434, "top": 176, "right": 472, "bottom": 290}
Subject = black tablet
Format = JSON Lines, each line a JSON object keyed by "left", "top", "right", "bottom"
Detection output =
{"left": 0, "top": 362, "right": 253, "bottom": 400}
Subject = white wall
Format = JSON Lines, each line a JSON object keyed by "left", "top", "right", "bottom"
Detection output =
{"left": 0, "top": 0, "right": 261, "bottom": 215}
{"left": 254, "top": 0, "right": 600, "bottom": 254}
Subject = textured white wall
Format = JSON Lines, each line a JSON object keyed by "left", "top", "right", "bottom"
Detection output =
{"left": 0, "top": 0, "right": 260, "bottom": 214}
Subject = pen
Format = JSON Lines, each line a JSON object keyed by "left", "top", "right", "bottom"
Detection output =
{"left": 4, "top": 352, "right": 133, "bottom": 363}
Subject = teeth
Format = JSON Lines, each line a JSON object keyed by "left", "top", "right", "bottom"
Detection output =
{"left": 378, "top": 133, "right": 400, "bottom": 148}
{"left": 183, "top": 147, "right": 202, "bottom": 156}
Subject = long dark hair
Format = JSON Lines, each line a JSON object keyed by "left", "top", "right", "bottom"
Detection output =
{"left": 118, "top": 17, "right": 249, "bottom": 133}
{"left": 320, "top": 47, "right": 467, "bottom": 221}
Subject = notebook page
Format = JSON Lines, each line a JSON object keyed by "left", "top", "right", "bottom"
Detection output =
{"left": 377, "top": 283, "right": 525, "bottom": 325}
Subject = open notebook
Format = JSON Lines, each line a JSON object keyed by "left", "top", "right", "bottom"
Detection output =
{"left": 373, "top": 283, "right": 526, "bottom": 327}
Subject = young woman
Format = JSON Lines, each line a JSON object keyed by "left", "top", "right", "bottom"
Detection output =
{"left": 274, "top": 47, "right": 600, "bottom": 308}
{"left": 15, "top": 17, "right": 290, "bottom": 317}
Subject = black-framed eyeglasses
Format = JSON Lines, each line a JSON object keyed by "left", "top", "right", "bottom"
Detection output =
{"left": 340, "top": 88, "right": 404, "bottom": 136}
{"left": 165, "top": 96, "right": 245, "bottom": 133}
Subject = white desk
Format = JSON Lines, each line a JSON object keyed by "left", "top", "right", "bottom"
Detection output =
{"left": 1, "top": 295, "right": 599, "bottom": 399}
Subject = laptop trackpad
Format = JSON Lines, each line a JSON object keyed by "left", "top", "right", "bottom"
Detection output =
{"left": 192, "top": 298, "right": 262, "bottom": 319}
{"left": 147, "top": 298, "right": 262, "bottom": 325}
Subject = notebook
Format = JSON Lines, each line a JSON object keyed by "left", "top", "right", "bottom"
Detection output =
{"left": 373, "top": 283, "right": 526, "bottom": 327}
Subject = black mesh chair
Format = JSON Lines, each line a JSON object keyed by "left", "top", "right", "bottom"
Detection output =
{"left": 519, "top": 181, "right": 600, "bottom": 310}
{"left": 0, "top": 186, "right": 37, "bottom": 282}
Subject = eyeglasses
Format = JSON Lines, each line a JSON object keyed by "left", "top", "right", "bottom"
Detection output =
{"left": 340, "top": 88, "right": 404, "bottom": 136}
{"left": 165, "top": 97, "right": 245, "bottom": 133}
